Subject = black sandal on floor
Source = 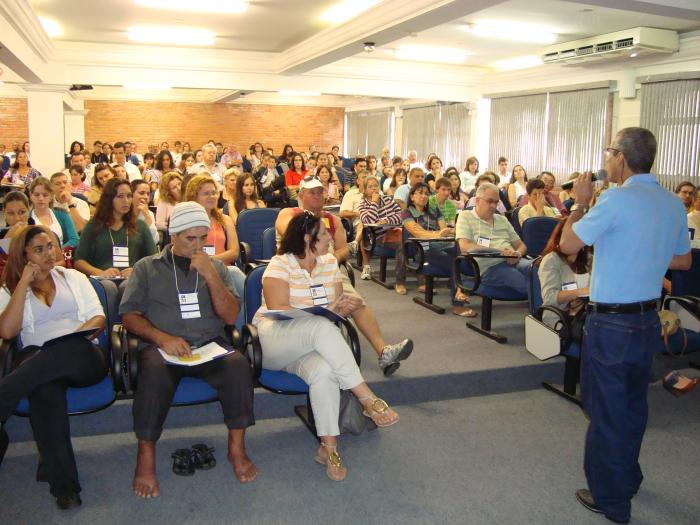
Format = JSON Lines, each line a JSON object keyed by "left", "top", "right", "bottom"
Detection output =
{"left": 171, "top": 448, "right": 195, "bottom": 476}
{"left": 191, "top": 444, "right": 216, "bottom": 470}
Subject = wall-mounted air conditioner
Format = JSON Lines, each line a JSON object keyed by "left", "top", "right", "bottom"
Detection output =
{"left": 542, "top": 27, "right": 679, "bottom": 66}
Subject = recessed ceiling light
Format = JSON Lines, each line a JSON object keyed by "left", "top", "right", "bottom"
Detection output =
{"left": 124, "top": 83, "right": 173, "bottom": 90}
{"left": 465, "top": 20, "right": 558, "bottom": 45}
{"left": 127, "top": 25, "right": 215, "bottom": 46}
{"left": 320, "top": 0, "right": 381, "bottom": 24}
{"left": 39, "top": 16, "right": 63, "bottom": 38}
{"left": 492, "top": 55, "right": 543, "bottom": 71}
{"left": 630, "top": 52, "right": 638, "bottom": 58}
{"left": 278, "top": 90, "right": 321, "bottom": 97}
{"left": 394, "top": 45, "right": 468, "bottom": 64}
{"left": 134, "top": 0, "right": 247, "bottom": 14}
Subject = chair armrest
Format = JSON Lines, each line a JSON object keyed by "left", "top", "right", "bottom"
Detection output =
{"left": 339, "top": 318, "right": 361, "bottom": 366}
{"left": 362, "top": 226, "right": 378, "bottom": 257}
{"left": 403, "top": 239, "right": 425, "bottom": 273}
{"left": 227, "top": 325, "right": 242, "bottom": 351}
{"left": 109, "top": 325, "right": 127, "bottom": 393}
{"left": 454, "top": 254, "right": 481, "bottom": 293}
{"left": 534, "top": 305, "right": 572, "bottom": 348}
{"left": 113, "top": 323, "right": 140, "bottom": 393}
{"left": 664, "top": 295, "right": 700, "bottom": 312}
{"left": 239, "top": 241, "right": 251, "bottom": 268}
{"left": 241, "top": 324, "right": 262, "bottom": 379}
{"left": 340, "top": 261, "right": 355, "bottom": 287}
{"left": 0, "top": 339, "right": 14, "bottom": 379}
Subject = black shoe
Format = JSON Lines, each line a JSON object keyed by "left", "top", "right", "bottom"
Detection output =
{"left": 36, "top": 462, "right": 48, "bottom": 483}
{"left": 575, "top": 489, "right": 630, "bottom": 524}
{"left": 56, "top": 492, "right": 82, "bottom": 510}
{"left": 0, "top": 427, "right": 8, "bottom": 467}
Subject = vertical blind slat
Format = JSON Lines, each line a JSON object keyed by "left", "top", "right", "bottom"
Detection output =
{"left": 346, "top": 109, "right": 393, "bottom": 158}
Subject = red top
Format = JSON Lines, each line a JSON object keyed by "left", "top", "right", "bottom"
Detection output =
{"left": 285, "top": 169, "right": 307, "bottom": 187}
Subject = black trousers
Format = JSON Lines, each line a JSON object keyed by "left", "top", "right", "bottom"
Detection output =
{"left": 0, "top": 335, "right": 106, "bottom": 497}
{"left": 132, "top": 345, "right": 255, "bottom": 441}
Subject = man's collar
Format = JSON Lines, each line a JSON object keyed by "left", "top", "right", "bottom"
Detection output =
{"left": 622, "top": 173, "right": 656, "bottom": 187}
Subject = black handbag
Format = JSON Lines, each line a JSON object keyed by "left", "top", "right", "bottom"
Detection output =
{"left": 338, "top": 390, "right": 377, "bottom": 435}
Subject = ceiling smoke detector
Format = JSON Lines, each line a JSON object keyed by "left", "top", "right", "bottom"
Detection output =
{"left": 363, "top": 41, "right": 375, "bottom": 53}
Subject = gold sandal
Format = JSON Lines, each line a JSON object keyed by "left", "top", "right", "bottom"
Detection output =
{"left": 314, "top": 443, "right": 346, "bottom": 481}
{"left": 358, "top": 397, "right": 400, "bottom": 428}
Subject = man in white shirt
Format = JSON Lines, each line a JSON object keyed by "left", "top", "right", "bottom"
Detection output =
{"left": 63, "top": 151, "right": 94, "bottom": 181}
{"left": 340, "top": 169, "right": 368, "bottom": 230}
{"left": 407, "top": 150, "right": 424, "bottom": 171}
{"left": 112, "top": 142, "right": 141, "bottom": 182}
{"left": 496, "top": 156, "right": 512, "bottom": 188}
{"left": 172, "top": 141, "right": 183, "bottom": 166}
{"left": 189, "top": 143, "right": 226, "bottom": 186}
{"left": 50, "top": 172, "right": 90, "bottom": 233}
{"left": 394, "top": 167, "right": 425, "bottom": 209}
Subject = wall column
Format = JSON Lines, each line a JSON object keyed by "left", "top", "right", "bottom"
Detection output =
{"left": 22, "top": 84, "right": 68, "bottom": 176}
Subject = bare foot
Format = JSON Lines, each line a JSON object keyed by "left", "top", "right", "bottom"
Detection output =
{"left": 133, "top": 440, "right": 160, "bottom": 499}
{"left": 228, "top": 450, "right": 258, "bottom": 483}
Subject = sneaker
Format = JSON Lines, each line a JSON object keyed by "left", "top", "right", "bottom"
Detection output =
{"left": 361, "top": 265, "right": 372, "bottom": 280}
{"left": 379, "top": 339, "right": 414, "bottom": 377}
{"left": 347, "top": 240, "right": 358, "bottom": 256}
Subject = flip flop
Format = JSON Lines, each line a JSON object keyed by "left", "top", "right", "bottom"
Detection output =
{"left": 191, "top": 444, "right": 217, "bottom": 470}
{"left": 171, "top": 448, "right": 195, "bottom": 476}
{"left": 452, "top": 306, "right": 478, "bottom": 317}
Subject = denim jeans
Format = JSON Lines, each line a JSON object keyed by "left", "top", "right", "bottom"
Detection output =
{"left": 479, "top": 259, "right": 531, "bottom": 296}
{"left": 580, "top": 310, "right": 661, "bottom": 523}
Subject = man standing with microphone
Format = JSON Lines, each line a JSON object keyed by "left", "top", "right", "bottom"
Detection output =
{"left": 560, "top": 127, "right": 691, "bottom": 524}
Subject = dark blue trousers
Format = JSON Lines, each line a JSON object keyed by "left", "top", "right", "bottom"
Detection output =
{"left": 580, "top": 310, "right": 660, "bottom": 523}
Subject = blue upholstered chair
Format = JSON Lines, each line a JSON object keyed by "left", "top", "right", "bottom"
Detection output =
{"left": 665, "top": 249, "right": 700, "bottom": 369}
{"left": 361, "top": 225, "right": 398, "bottom": 290}
{"left": 527, "top": 258, "right": 581, "bottom": 405}
{"left": 261, "top": 226, "right": 277, "bottom": 260}
{"left": 4, "top": 278, "right": 122, "bottom": 417}
{"left": 521, "top": 217, "right": 560, "bottom": 258}
{"left": 240, "top": 264, "right": 361, "bottom": 437}
{"left": 237, "top": 208, "right": 281, "bottom": 268}
{"left": 403, "top": 228, "right": 453, "bottom": 315}
{"left": 510, "top": 206, "right": 524, "bottom": 238}
{"left": 454, "top": 252, "right": 529, "bottom": 343}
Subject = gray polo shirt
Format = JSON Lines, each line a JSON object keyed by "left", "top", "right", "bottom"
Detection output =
{"left": 119, "top": 246, "right": 238, "bottom": 347}
{"left": 455, "top": 209, "right": 521, "bottom": 274}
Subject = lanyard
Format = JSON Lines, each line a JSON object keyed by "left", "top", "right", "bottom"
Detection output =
{"left": 473, "top": 209, "right": 494, "bottom": 240}
{"left": 171, "top": 250, "right": 199, "bottom": 295}
{"left": 108, "top": 227, "right": 128, "bottom": 247}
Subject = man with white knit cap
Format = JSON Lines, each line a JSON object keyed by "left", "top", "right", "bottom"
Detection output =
{"left": 120, "top": 201, "right": 256, "bottom": 499}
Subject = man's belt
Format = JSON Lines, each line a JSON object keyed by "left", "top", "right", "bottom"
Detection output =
{"left": 586, "top": 300, "right": 659, "bottom": 314}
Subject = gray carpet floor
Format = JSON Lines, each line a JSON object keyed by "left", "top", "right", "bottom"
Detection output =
{"left": 1, "top": 386, "right": 698, "bottom": 524}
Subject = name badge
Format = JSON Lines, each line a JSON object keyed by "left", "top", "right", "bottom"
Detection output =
{"left": 203, "top": 245, "right": 215, "bottom": 256}
{"left": 477, "top": 236, "right": 491, "bottom": 247}
{"left": 561, "top": 281, "right": 577, "bottom": 291}
{"left": 179, "top": 292, "right": 201, "bottom": 319}
{"left": 322, "top": 217, "right": 330, "bottom": 229}
{"left": 113, "top": 246, "right": 129, "bottom": 268}
{"left": 309, "top": 284, "right": 329, "bottom": 306}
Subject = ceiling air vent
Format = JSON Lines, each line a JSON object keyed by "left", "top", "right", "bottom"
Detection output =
{"left": 615, "top": 38, "right": 634, "bottom": 49}
{"left": 576, "top": 45, "right": 594, "bottom": 56}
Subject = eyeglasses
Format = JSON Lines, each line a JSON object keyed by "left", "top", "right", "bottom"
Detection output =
{"left": 605, "top": 146, "right": 621, "bottom": 157}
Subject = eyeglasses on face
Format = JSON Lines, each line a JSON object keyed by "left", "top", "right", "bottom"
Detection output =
{"left": 605, "top": 146, "right": 621, "bottom": 157}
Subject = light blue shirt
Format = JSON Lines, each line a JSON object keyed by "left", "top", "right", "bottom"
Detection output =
{"left": 393, "top": 183, "right": 410, "bottom": 204}
{"left": 573, "top": 174, "right": 690, "bottom": 303}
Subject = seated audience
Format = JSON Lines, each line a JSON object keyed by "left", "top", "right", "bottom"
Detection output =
{"left": 177, "top": 152, "right": 194, "bottom": 176}
{"left": 318, "top": 165, "right": 342, "bottom": 206}
{"left": 424, "top": 155, "right": 443, "bottom": 192}
{"left": 254, "top": 212, "right": 399, "bottom": 481}
{"left": 538, "top": 218, "right": 590, "bottom": 327}
{"left": 1, "top": 151, "right": 41, "bottom": 188}
{"left": 120, "top": 202, "right": 256, "bottom": 498}
{"left": 466, "top": 174, "right": 507, "bottom": 214}
{"left": 184, "top": 175, "right": 245, "bottom": 299}
{"left": 2, "top": 191, "right": 34, "bottom": 239}
{"left": 358, "top": 176, "right": 404, "bottom": 286}
{"left": 539, "top": 171, "right": 567, "bottom": 216}
{"left": 460, "top": 156, "right": 480, "bottom": 195}
{"left": 189, "top": 144, "right": 226, "bottom": 185}
{"left": 142, "top": 153, "right": 156, "bottom": 184}
{"left": 86, "top": 164, "right": 115, "bottom": 213}
{"left": 276, "top": 178, "right": 412, "bottom": 376}
{"left": 155, "top": 171, "right": 182, "bottom": 231}
{"left": 384, "top": 168, "right": 406, "bottom": 196}
{"left": 518, "top": 179, "right": 558, "bottom": 226}
{"left": 0, "top": 225, "right": 106, "bottom": 509}
{"left": 29, "top": 178, "right": 79, "bottom": 248}
{"left": 495, "top": 156, "right": 511, "bottom": 188}
{"left": 448, "top": 171, "right": 469, "bottom": 210}
{"left": 91, "top": 141, "right": 108, "bottom": 164}
{"left": 688, "top": 190, "right": 700, "bottom": 240}
{"left": 559, "top": 172, "right": 581, "bottom": 204}
{"left": 102, "top": 143, "right": 113, "bottom": 163}
{"left": 456, "top": 182, "right": 530, "bottom": 295}
{"left": 675, "top": 181, "right": 696, "bottom": 212}
{"left": 507, "top": 164, "right": 528, "bottom": 208}
{"left": 233, "top": 173, "right": 266, "bottom": 216}
{"left": 50, "top": 172, "right": 90, "bottom": 234}
{"left": 151, "top": 150, "right": 175, "bottom": 187}
{"left": 255, "top": 155, "right": 287, "bottom": 208}
{"left": 131, "top": 179, "right": 159, "bottom": 245}
{"left": 69, "top": 165, "right": 91, "bottom": 194}
{"left": 284, "top": 152, "right": 307, "bottom": 204}
{"left": 403, "top": 182, "right": 473, "bottom": 316}
{"left": 219, "top": 167, "right": 239, "bottom": 215}
{"left": 394, "top": 167, "right": 425, "bottom": 209}
{"left": 429, "top": 177, "right": 458, "bottom": 226}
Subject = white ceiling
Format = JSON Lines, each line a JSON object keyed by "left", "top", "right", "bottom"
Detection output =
{"left": 1, "top": 0, "right": 699, "bottom": 104}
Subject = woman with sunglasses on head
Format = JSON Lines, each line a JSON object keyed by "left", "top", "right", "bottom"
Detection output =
{"left": 254, "top": 212, "right": 399, "bottom": 482}
{"left": 0, "top": 225, "right": 106, "bottom": 510}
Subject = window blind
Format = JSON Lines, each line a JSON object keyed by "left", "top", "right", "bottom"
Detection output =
{"left": 346, "top": 109, "right": 393, "bottom": 158}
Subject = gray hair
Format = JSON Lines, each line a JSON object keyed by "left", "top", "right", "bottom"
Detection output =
{"left": 615, "top": 127, "right": 657, "bottom": 174}
{"left": 202, "top": 143, "right": 217, "bottom": 153}
{"left": 476, "top": 182, "right": 499, "bottom": 198}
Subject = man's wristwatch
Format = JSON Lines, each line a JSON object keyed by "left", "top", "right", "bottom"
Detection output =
{"left": 570, "top": 204, "right": 588, "bottom": 213}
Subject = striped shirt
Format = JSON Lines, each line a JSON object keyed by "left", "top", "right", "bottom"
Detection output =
{"left": 358, "top": 196, "right": 403, "bottom": 226}
{"left": 253, "top": 252, "right": 343, "bottom": 324}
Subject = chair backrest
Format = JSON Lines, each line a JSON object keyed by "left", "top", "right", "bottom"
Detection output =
{"left": 261, "top": 227, "right": 277, "bottom": 260}
{"left": 671, "top": 248, "right": 700, "bottom": 296}
{"left": 511, "top": 206, "right": 523, "bottom": 238}
{"left": 522, "top": 217, "right": 559, "bottom": 258}
{"left": 528, "top": 257, "right": 543, "bottom": 315}
{"left": 499, "top": 188, "right": 512, "bottom": 211}
{"left": 71, "top": 192, "right": 88, "bottom": 202}
{"left": 88, "top": 278, "right": 110, "bottom": 349}
{"left": 236, "top": 208, "right": 281, "bottom": 261}
{"left": 243, "top": 264, "right": 267, "bottom": 324}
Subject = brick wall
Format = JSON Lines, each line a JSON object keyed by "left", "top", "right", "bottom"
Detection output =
{"left": 84, "top": 100, "right": 345, "bottom": 155}
{"left": 0, "top": 98, "right": 29, "bottom": 149}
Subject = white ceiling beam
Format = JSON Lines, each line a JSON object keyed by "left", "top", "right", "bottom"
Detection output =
{"left": 276, "top": 0, "right": 505, "bottom": 75}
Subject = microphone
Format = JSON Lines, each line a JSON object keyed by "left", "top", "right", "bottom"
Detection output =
{"left": 561, "top": 169, "right": 607, "bottom": 191}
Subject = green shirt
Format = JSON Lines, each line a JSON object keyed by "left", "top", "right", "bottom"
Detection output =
{"left": 455, "top": 209, "right": 520, "bottom": 273}
{"left": 428, "top": 195, "right": 457, "bottom": 225}
{"left": 74, "top": 220, "right": 157, "bottom": 270}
